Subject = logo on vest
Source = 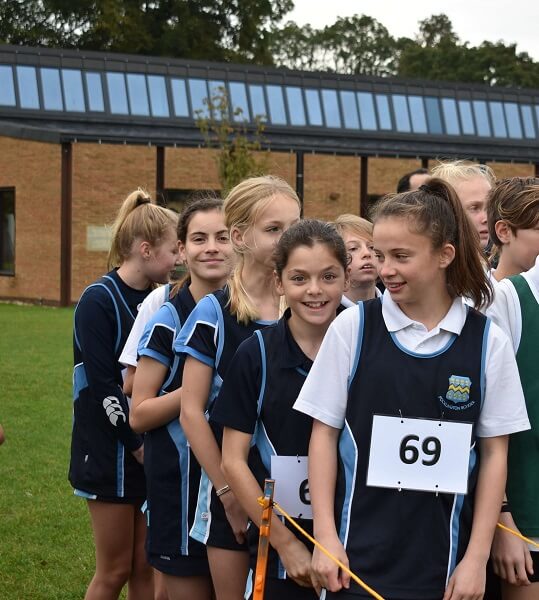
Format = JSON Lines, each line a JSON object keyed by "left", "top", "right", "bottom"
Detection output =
{"left": 438, "top": 375, "right": 475, "bottom": 411}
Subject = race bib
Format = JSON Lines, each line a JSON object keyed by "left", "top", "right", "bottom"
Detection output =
{"left": 367, "top": 415, "right": 473, "bottom": 495}
{"left": 270, "top": 455, "right": 312, "bottom": 519}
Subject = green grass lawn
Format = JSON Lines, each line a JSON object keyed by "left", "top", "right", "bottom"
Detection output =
{"left": 0, "top": 303, "right": 96, "bottom": 598}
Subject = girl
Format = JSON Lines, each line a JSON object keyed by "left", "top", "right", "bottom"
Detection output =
{"left": 333, "top": 214, "right": 380, "bottom": 305}
{"left": 174, "top": 175, "right": 301, "bottom": 600}
{"left": 129, "top": 197, "right": 233, "bottom": 600}
{"left": 294, "top": 179, "right": 530, "bottom": 600}
{"left": 215, "top": 220, "right": 349, "bottom": 599}
{"left": 70, "top": 189, "right": 180, "bottom": 600}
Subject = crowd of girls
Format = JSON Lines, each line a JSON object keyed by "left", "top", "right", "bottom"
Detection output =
{"left": 70, "top": 168, "right": 538, "bottom": 600}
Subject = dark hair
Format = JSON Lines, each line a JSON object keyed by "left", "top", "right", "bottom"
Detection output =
{"left": 487, "top": 177, "right": 539, "bottom": 247}
{"left": 373, "top": 178, "right": 492, "bottom": 308}
{"left": 396, "top": 168, "right": 429, "bottom": 193}
{"left": 170, "top": 194, "right": 224, "bottom": 296}
{"left": 273, "top": 219, "right": 348, "bottom": 277}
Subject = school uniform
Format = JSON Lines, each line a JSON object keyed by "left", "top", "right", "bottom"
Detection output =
{"left": 174, "top": 286, "right": 274, "bottom": 550}
{"left": 70, "top": 269, "right": 148, "bottom": 502}
{"left": 488, "top": 256, "right": 539, "bottom": 574}
{"left": 135, "top": 283, "right": 209, "bottom": 576}
{"left": 294, "top": 292, "right": 530, "bottom": 599}
{"left": 211, "top": 309, "right": 320, "bottom": 599}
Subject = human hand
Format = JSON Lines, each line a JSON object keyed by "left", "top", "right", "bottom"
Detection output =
{"left": 275, "top": 535, "right": 313, "bottom": 588}
{"left": 492, "top": 514, "right": 534, "bottom": 586}
{"left": 310, "top": 535, "right": 350, "bottom": 593}
{"left": 131, "top": 444, "right": 144, "bottom": 465}
{"left": 220, "top": 490, "right": 248, "bottom": 545}
{"left": 443, "top": 555, "right": 486, "bottom": 600}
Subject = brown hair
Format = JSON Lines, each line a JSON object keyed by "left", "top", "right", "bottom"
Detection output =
{"left": 373, "top": 178, "right": 492, "bottom": 308}
{"left": 107, "top": 189, "right": 177, "bottom": 269}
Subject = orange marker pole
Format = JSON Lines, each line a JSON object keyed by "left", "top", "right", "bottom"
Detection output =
{"left": 253, "top": 479, "right": 275, "bottom": 600}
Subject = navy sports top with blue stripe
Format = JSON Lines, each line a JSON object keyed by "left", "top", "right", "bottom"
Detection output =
{"left": 69, "top": 269, "right": 149, "bottom": 499}
{"left": 137, "top": 283, "right": 207, "bottom": 557}
{"left": 337, "top": 298, "right": 488, "bottom": 599}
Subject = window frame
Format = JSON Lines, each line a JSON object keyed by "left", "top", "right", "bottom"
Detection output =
{"left": 0, "top": 187, "right": 16, "bottom": 277}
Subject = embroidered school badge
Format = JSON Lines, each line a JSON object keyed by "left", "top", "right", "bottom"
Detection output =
{"left": 446, "top": 375, "right": 471, "bottom": 403}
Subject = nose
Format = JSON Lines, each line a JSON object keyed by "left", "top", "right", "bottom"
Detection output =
{"left": 361, "top": 246, "right": 373, "bottom": 259}
{"left": 205, "top": 237, "right": 218, "bottom": 253}
{"left": 480, "top": 210, "right": 487, "bottom": 224}
{"left": 307, "top": 278, "right": 322, "bottom": 295}
{"left": 378, "top": 260, "right": 395, "bottom": 280}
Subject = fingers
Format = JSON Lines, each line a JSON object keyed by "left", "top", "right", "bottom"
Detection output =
{"left": 340, "top": 565, "right": 351, "bottom": 589}
{"left": 525, "top": 549, "right": 534, "bottom": 578}
{"left": 442, "top": 575, "right": 454, "bottom": 600}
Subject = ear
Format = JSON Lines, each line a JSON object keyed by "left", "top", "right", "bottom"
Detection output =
{"left": 178, "top": 240, "right": 187, "bottom": 265}
{"left": 343, "top": 266, "right": 351, "bottom": 292}
{"left": 439, "top": 243, "right": 455, "bottom": 270}
{"left": 138, "top": 240, "right": 152, "bottom": 260}
{"left": 230, "top": 226, "right": 245, "bottom": 250}
{"left": 273, "top": 270, "right": 285, "bottom": 297}
{"left": 494, "top": 220, "right": 513, "bottom": 245}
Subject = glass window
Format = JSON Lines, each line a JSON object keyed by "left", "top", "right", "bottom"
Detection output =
{"left": 375, "top": 94, "right": 392, "bottom": 130}
{"left": 0, "top": 189, "right": 15, "bottom": 275}
{"left": 170, "top": 78, "right": 189, "bottom": 117}
{"left": 340, "top": 90, "right": 359, "bottom": 129}
{"left": 392, "top": 95, "right": 411, "bottom": 132}
{"left": 408, "top": 96, "right": 427, "bottom": 133}
{"left": 106, "top": 72, "right": 129, "bottom": 115}
{"left": 285, "top": 86, "right": 306, "bottom": 126}
{"left": 535, "top": 106, "right": 539, "bottom": 136}
{"left": 0, "top": 66, "right": 16, "bottom": 106}
{"left": 189, "top": 79, "right": 210, "bottom": 118}
{"left": 249, "top": 84, "right": 267, "bottom": 120}
{"left": 304, "top": 89, "right": 323, "bottom": 126}
{"left": 441, "top": 98, "right": 460, "bottom": 135}
{"left": 472, "top": 100, "right": 491, "bottom": 136}
{"left": 266, "top": 85, "right": 287, "bottom": 125}
{"left": 504, "top": 103, "right": 522, "bottom": 139}
{"left": 85, "top": 72, "right": 104, "bottom": 112}
{"left": 126, "top": 74, "right": 149, "bottom": 116}
{"left": 62, "top": 69, "right": 85, "bottom": 112}
{"left": 41, "top": 68, "right": 63, "bottom": 110}
{"left": 424, "top": 97, "right": 443, "bottom": 134}
{"left": 357, "top": 92, "right": 377, "bottom": 130}
{"left": 520, "top": 105, "right": 536, "bottom": 139}
{"left": 457, "top": 100, "right": 475, "bottom": 135}
{"left": 147, "top": 75, "right": 169, "bottom": 117}
{"left": 489, "top": 101, "right": 507, "bottom": 138}
{"left": 208, "top": 80, "right": 226, "bottom": 119}
{"left": 16, "top": 66, "right": 39, "bottom": 109}
{"left": 229, "top": 82, "right": 250, "bottom": 121}
{"left": 321, "top": 89, "right": 341, "bottom": 128}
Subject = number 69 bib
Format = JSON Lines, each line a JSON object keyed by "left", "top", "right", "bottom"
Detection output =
{"left": 270, "top": 456, "right": 312, "bottom": 519}
{"left": 366, "top": 415, "right": 473, "bottom": 495}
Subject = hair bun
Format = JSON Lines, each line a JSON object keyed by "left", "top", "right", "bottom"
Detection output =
{"left": 135, "top": 193, "right": 152, "bottom": 207}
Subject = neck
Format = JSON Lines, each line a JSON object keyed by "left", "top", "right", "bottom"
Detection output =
{"left": 287, "top": 313, "right": 332, "bottom": 361}
{"left": 116, "top": 263, "right": 150, "bottom": 290}
{"left": 493, "top": 253, "right": 519, "bottom": 282}
{"left": 240, "top": 258, "right": 280, "bottom": 320}
{"left": 189, "top": 276, "right": 227, "bottom": 303}
{"left": 398, "top": 289, "right": 453, "bottom": 331}
{"left": 346, "top": 282, "right": 377, "bottom": 303}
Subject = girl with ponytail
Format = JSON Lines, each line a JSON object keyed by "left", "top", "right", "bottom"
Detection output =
{"left": 295, "top": 179, "right": 530, "bottom": 600}
{"left": 70, "top": 189, "right": 179, "bottom": 599}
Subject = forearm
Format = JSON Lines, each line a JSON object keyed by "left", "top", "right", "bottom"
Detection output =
{"left": 130, "top": 387, "right": 182, "bottom": 433}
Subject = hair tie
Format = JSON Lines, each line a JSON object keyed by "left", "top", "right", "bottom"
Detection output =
{"left": 135, "top": 194, "right": 151, "bottom": 207}
{"left": 418, "top": 183, "right": 446, "bottom": 200}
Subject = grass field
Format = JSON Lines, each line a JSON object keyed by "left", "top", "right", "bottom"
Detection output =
{"left": 0, "top": 303, "right": 97, "bottom": 598}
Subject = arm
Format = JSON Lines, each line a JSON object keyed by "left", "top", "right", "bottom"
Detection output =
{"left": 444, "top": 435, "right": 508, "bottom": 600}
{"left": 123, "top": 365, "right": 136, "bottom": 396}
{"left": 309, "top": 420, "right": 350, "bottom": 593}
{"left": 130, "top": 356, "right": 182, "bottom": 434}
{"left": 222, "top": 427, "right": 312, "bottom": 587}
{"left": 491, "top": 509, "right": 534, "bottom": 586}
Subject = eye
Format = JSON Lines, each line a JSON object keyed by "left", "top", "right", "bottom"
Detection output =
{"left": 218, "top": 235, "right": 230, "bottom": 243}
{"left": 290, "top": 275, "right": 305, "bottom": 282}
{"left": 396, "top": 254, "right": 408, "bottom": 260}
{"left": 323, "top": 272, "right": 337, "bottom": 281}
{"left": 266, "top": 226, "right": 280, "bottom": 233}
{"left": 347, "top": 246, "right": 358, "bottom": 253}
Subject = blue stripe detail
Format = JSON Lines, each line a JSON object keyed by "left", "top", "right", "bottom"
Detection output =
{"left": 255, "top": 330, "right": 267, "bottom": 418}
{"left": 208, "top": 294, "right": 226, "bottom": 369}
{"left": 295, "top": 366, "right": 309, "bottom": 377}
{"left": 73, "top": 363, "right": 88, "bottom": 401}
{"left": 141, "top": 500, "right": 148, "bottom": 513}
{"left": 166, "top": 419, "right": 191, "bottom": 554}
{"left": 161, "top": 303, "right": 183, "bottom": 390}
{"left": 337, "top": 421, "right": 358, "bottom": 545}
{"left": 137, "top": 347, "right": 171, "bottom": 366}
{"left": 480, "top": 318, "right": 491, "bottom": 408}
{"left": 116, "top": 441, "right": 125, "bottom": 497}
{"left": 244, "top": 569, "right": 253, "bottom": 599}
{"left": 73, "top": 488, "right": 97, "bottom": 500}
{"left": 253, "top": 422, "right": 275, "bottom": 472}
{"left": 176, "top": 346, "right": 214, "bottom": 368}
{"left": 348, "top": 302, "right": 365, "bottom": 389}
{"left": 102, "top": 275, "right": 136, "bottom": 321}
{"left": 390, "top": 331, "right": 457, "bottom": 358}
{"left": 190, "top": 471, "right": 212, "bottom": 543}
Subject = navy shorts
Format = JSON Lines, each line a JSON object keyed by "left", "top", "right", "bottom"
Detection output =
{"left": 148, "top": 552, "right": 210, "bottom": 577}
{"left": 528, "top": 551, "right": 539, "bottom": 583}
{"left": 74, "top": 488, "right": 145, "bottom": 506}
{"left": 247, "top": 577, "right": 318, "bottom": 599}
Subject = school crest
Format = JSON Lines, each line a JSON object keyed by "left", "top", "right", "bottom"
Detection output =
{"left": 445, "top": 375, "right": 471, "bottom": 404}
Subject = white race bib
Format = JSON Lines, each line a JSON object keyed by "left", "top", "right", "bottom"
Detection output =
{"left": 366, "top": 415, "right": 473, "bottom": 495}
{"left": 270, "top": 456, "right": 312, "bottom": 519}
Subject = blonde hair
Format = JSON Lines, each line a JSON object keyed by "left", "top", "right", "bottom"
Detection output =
{"left": 107, "top": 188, "right": 178, "bottom": 269}
{"left": 430, "top": 160, "right": 495, "bottom": 189}
{"left": 333, "top": 214, "right": 373, "bottom": 242}
{"left": 224, "top": 175, "right": 300, "bottom": 324}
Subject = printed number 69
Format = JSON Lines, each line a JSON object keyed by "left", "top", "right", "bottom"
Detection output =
{"left": 399, "top": 434, "right": 441, "bottom": 466}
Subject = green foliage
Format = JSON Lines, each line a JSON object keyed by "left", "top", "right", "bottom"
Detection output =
{"left": 195, "top": 88, "right": 268, "bottom": 195}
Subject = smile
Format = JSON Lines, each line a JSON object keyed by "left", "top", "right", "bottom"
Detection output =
{"left": 302, "top": 301, "right": 329, "bottom": 308}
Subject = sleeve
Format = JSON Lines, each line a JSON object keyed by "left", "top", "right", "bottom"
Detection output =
{"left": 476, "top": 321, "right": 530, "bottom": 438}
{"left": 75, "top": 288, "right": 143, "bottom": 452}
{"left": 485, "top": 280, "right": 521, "bottom": 353}
{"left": 293, "top": 306, "right": 360, "bottom": 429}
{"left": 119, "top": 286, "right": 167, "bottom": 366}
{"left": 137, "top": 304, "right": 176, "bottom": 368}
{"left": 210, "top": 336, "right": 261, "bottom": 434}
{"left": 174, "top": 295, "right": 220, "bottom": 368}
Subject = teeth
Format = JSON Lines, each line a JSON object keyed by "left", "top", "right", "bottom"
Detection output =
{"left": 304, "top": 301, "right": 326, "bottom": 308}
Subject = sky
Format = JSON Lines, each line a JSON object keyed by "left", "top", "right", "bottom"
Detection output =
{"left": 287, "top": 1, "right": 539, "bottom": 60}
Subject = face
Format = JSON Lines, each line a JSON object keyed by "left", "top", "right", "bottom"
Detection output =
{"left": 499, "top": 223, "right": 539, "bottom": 274}
{"left": 373, "top": 216, "right": 454, "bottom": 313}
{"left": 181, "top": 209, "right": 234, "bottom": 285}
{"left": 275, "top": 243, "right": 348, "bottom": 329}
{"left": 408, "top": 172, "right": 430, "bottom": 191}
{"left": 453, "top": 176, "right": 491, "bottom": 249}
{"left": 341, "top": 231, "right": 377, "bottom": 289}
{"left": 144, "top": 226, "right": 181, "bottom": 284}
{"left": 235, "top": 193, "right": 301, "bottom": 269}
